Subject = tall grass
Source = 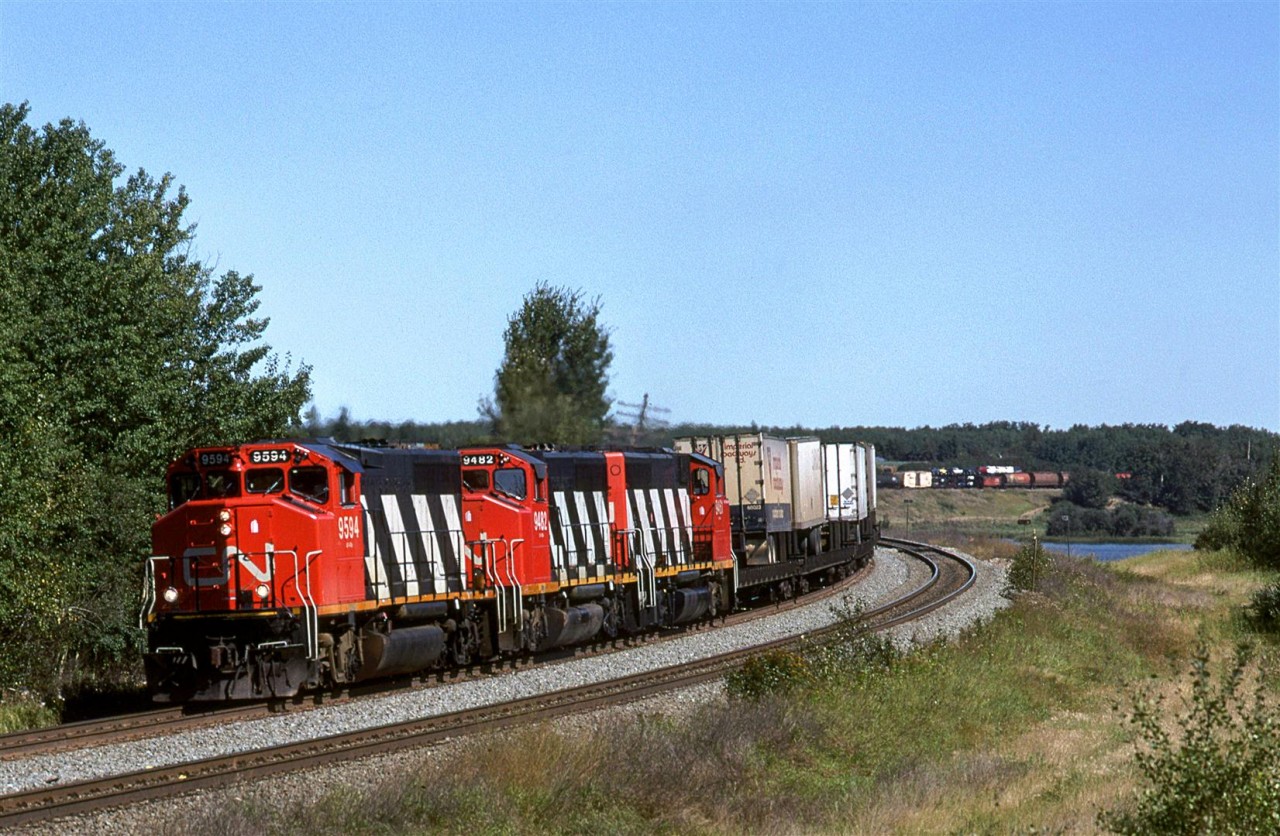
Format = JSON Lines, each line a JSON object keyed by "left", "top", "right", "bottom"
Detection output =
{"left": 0, "top": 695, "right": 58, "bottom": 733}
{"left": 183, "top": 545, "right": 1240, "bottom": 835}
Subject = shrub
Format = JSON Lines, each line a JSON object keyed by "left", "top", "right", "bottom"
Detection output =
{"left": 726, "top": 649, "right": 811, "bottom": 701}
{"left": 1197, "top": 457, "right": 1280, "bottom": 569}
{"left": 1100, "top": 643, "right": 1280, "bottom": 834}
{"left": 727, "top": 597, "right": 901, "bottom": 700}
{"left": 1046, "top": 501, "right": 1175, "bottom": 538}
{"left": 1006, "top": 540, "right": 1052, "bottom": 593}
{"left": 1248, "top": 582, "right": 1280, "bottom": 633}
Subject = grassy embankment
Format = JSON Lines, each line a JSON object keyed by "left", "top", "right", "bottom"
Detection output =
{"left": 186, "top": 494, "right": 1274, "bottom": 834}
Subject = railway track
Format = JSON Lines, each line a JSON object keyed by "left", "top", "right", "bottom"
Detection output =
{"left": 0, "top": 555, "right": 867, "bottom": 765}
{"left": 0, "top": 542, "right": 976, "bottom": 828}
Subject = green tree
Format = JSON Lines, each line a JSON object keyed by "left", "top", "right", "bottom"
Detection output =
{"left": 0, "top": 102, "right": 310, "bottom": 697}
{"left": 1197, "top": 456, "right": 1280, "bottom": 569}
{"left": 482, "top": 282, "right": 613, "bottom": 445}
{"left": 1063, "top": 467, "right": 1115, "bottom": 509}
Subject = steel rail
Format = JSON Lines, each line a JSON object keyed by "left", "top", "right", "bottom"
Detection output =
{"left": 0, "top": 542, "right": 975, "bottom": 827}
{"left": 0, "top": 555, "right": 871, "bottom": 764}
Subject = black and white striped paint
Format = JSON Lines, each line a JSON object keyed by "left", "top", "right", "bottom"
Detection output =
{"left": 360, "top": 492, "right": 466, "bottom": 599}
{"left": 550, "top": 490, "right": 612, "bottom": 581}
{"left": 627, "top": 487, "right": 694, "bottom": 568}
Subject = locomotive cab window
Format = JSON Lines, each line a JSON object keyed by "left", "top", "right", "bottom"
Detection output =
{"left": 339, "top": 470, "right": 357, "bottom": 506}
{"left": 493, "top": 468, "right": 527, "bottom": 500}
{"left": 692, "top": 467, "right": 711, "bottom": 496}
{"left": 462, "top": 469, "right": 490, "bottom": 492}
{"left": 169, "top": 472, "right": 201, "bottom": 508}
{"left": 205, "top": 470, "right": 240, "bottom": 498}
{"left": 289, "top": 466, "right": 330, "bottom": 505}
{"left": 245, "top": 468, "right": 284, "bottom": 494}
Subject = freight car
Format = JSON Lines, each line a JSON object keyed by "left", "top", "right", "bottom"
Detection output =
{"left": 890, "top": 465, "right": 1070, "bottom": 489}
{"left": 674, "top": 435, "right": 877, "bottom": 600}
{"left": 142, "top": 436, "right": 877, "bottom": 702}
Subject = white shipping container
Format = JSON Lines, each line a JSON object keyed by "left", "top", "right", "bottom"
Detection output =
{"left": 862, "top": 443, "right": 877, "bottom": 518}
{"left": 901, "top": 470, "right": 933, "bottom": 489}
{"left": 822, "top": 443, "right": 859, "bottom": 522}
{"left": 860, "top": 440, "right": 870, "bottom": 517}
{"left": 788, "top": 437, "right": 825, "bottom": 530}
{"left": 674, "top": 434, "right": 792, "bottom": 533}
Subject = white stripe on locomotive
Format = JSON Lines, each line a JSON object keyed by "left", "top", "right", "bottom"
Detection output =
{"left": 592, "top": 491, "right": 611, "bottom": 576}
{"left": 551, "top": 491, "right": 569, "bottom": 577}
{"left": 379, "top": 494, "right": 420, "bottom": 598}
{"left": 573, "top": 491, "right": 595, "bottom": 568}
{"left": 649, "top": 488, "right": 668, "bottom": 560}
{"left": 410, "top": 494, "right": 447, "bottom": 594}
{"left": 629, "top": 489, "right": 654, "bottom": 563}
{"left": 438, "top": 493, "right": 464, "bottom": 590}
{"left": 359, "top": 494, "right": 391, "bottom": 599}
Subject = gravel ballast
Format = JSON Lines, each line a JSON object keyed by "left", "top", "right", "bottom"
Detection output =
{"left": 10, "top": 546, "right": 1010, "bottom": 834}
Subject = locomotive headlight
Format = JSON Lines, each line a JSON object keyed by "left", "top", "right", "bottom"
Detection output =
{"left": 254, "top": 583, "right": 270, "bottom": 600}
{"left": 218, "top": 509, "right": 232, "bottom": 523}
{"left": 162, "top": 587, "right": 179, "bottom": 604}
{"left": 219, "top": 523, "right": 233, "bottom": 537}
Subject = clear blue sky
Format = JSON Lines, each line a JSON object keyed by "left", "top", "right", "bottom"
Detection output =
{"left": 4, "top": 2, "right": 1277, "bottom": 431}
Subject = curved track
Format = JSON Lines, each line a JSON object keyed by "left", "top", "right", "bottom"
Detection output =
{"left": 0, "top": 541, "right": 978, "bottom": 828}
{"left": 0, "top": 555, "right": 869, "bottom": 765}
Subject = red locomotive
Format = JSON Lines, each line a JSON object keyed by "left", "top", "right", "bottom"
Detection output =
{"left": 142, "top": 436, "right": 875, "bottom": 701}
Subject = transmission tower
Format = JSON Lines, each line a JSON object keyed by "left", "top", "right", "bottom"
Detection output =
{"left": 614, "top": 393, "right": 671, "bottom": 444}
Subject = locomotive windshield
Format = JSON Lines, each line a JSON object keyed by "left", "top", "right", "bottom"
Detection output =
{"left": 245, "top": 468, "right": 285, "bottom": 494}
{"left": 169, "top": 472, "right": 201, "bottom": 508}
{"left": 493, "top": 468, "right": 527, "bottom": 500}
{"left": 169, "top": 469, "right": 240, "bottom": 507}
{"left": 289, "top": 466, "right": 330, "bottom": 505}
{"left": 204, "top": 470, "right": 239, "bottom": 498}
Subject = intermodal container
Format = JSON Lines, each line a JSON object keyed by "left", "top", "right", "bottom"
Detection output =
{"left": 674, "top": 434, "right": 792, "bottom": 533}
{"left": 788, "top": 437, "right": 825, "bottom": 530}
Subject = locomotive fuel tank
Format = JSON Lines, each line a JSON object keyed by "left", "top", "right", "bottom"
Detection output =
{"left": 359, "top": 625, "right": 447, "bottom": 680}
{"left": 543, "top": 603, "right": 605, "bottom": 647}
{"left": 668, "top": 586, "right": 712, "bottom": 624}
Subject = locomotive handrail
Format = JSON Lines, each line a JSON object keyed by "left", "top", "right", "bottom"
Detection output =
{"left": 476, "top": 539, "right": 503, "bottom": 632}
{"left": 385, "top": 526, "right": 468, "bottom": 597}
{"left": 293, "top": 549, "right": 321, "bottom": 660}
{"left": 470, "top": 537, "right": 524, "bottom": 635}
{"left": 386, "top": 531, "right": 426, "bottom": 599}
{"left": 623, "top": 529, "right": 656, "bottom": 608}
{"left": 138, "top": 556, "right": 164, "bottom": 627}
{"left": 503, "top": 538, "right": 524, "bottom": 632}
{"left": 637, "top": 523, "right": 693, "bottom": 568}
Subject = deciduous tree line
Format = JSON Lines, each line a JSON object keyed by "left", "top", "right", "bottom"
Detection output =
{"left": 0, "top": 103, "right": 310, "bottom": 698}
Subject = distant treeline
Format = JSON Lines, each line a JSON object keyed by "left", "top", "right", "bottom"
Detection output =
{"left": 302, "top": 411, "right": 1275, "bottom": 517}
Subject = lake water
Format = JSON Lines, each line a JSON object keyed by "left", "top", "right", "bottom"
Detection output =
{"left": 1038, "top": 541, "right": 1194, "bottom": 562}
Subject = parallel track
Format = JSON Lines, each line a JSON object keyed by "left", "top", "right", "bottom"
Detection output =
{"left": 0, "top": 542, "right": 976, "bottom": 828}
{"left": 0, "top": 556, "right": 868, "bottom": 764}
